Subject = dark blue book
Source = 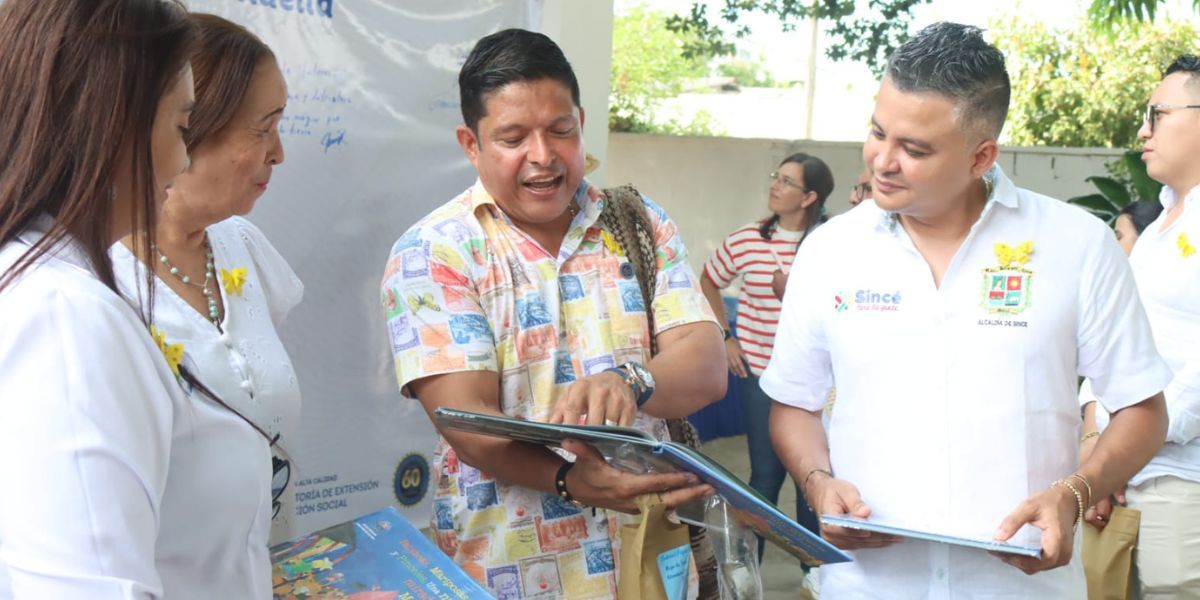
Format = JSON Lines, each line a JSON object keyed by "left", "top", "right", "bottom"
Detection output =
{"left": 433, "top": 407, "right": 852, "bottom": 567}
{"left": 270, "top": 505, "right": 491, "bottom": 599}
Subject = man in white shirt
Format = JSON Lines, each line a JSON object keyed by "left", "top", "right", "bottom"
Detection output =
{"left": 1080, "top": 54, "right": 1200, "bottom": 598}
{"left": 762, "top": 22, "right": 1171, "bottom": 599}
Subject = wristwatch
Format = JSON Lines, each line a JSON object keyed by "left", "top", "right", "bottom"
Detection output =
{"left": 604, "top": 361, "right": 656, "bottom": 408}
{"left": 620, "top": 361, "right": 655, "bottom": 408}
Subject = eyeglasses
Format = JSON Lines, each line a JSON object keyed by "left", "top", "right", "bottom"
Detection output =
{"left": 852, "top": 182, "right": 872, "bottom": 198}
{"left": 769, "top": 171, "right": 808, "bottom": 193}
{"left": 272, "top": 456, "right": 291, "bottom": 519}
{"left": 1144, "top": 103, "right": 1200, "bottom": 134}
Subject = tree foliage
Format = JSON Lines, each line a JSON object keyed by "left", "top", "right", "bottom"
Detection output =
{"left": 666, "top": 0, "right": 930, "bottom": 77}
{"left": 991, "top": 16, "right": 1199, "bottom": 148}
{"left": 668, "top": 0, "right": 1196, "bottom": 77}
{"left": 610, "top": 5, "right": 717, "bottom": 134}
{"left": 1087, "top": 0, "right": 1200, "bottom": 30}
{"left": 716, "top": 56, "right": 782, "bottom": 88}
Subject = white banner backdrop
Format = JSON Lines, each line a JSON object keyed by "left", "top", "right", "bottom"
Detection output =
{"left": 183, "top": 0, "right": 540, "bottom": 538}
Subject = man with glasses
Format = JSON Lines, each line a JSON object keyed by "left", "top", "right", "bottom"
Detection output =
{"left": 1081, "top": 54, "right": 1200, "bottom": 598}
{"left": 763, "top": 23, "right": 1170, "bottom": 598}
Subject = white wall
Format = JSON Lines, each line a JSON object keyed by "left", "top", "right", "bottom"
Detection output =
{"left": 606, "top": 133, "right": 1124, "bottom": 274}
{"left": 540, "top": 0, "right": 615, "bottom": 186}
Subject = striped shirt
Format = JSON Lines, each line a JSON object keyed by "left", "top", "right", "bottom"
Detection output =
{"left": 704, "top": 221, "right": 805, "bottom": 375}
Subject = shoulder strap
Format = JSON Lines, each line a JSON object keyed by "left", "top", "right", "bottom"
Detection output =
{"left": 600, "top": 184, "right": 659, "bottom": 354}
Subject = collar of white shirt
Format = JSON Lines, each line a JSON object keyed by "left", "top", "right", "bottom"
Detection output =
{"left": 1159, "top": 182, "right": 1200, "bottom": 211}
{"left": 15, "top": 212, "right": 93, "bottom": 274}
{"left": 874, "top": 164, "right": 1017, "bottom": 235}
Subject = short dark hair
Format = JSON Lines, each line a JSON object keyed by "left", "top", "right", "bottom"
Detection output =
{"left": 1165, "top": 54, "right": 1200, "bottom": 95}
{"left": 458, "top": 28, "right": 580, "bottom": 132}
{"left": 886, "top": 22, "right": 1010, "bottom": 139}
{"left": 1120, "top": 200, "right": 1164, "bottom": 234}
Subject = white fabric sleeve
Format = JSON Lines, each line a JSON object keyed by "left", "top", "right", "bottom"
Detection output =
{"left": 234, "top": 217, "right": 304, "bottom": 327}
{"left": 0, "top": 290, "right": 173, "bottom": 598}
{"left": 1164, "top": 363, "right": 1200, "bottom": 444}
{"left": 759, "top": 236, "right": 832, "bottom": 411}
{"left": 1076, "top": 225, "right": 1173, "bottom": 413}
{"left": 1078, "top": 378, "right": 1097, "bottom": 407}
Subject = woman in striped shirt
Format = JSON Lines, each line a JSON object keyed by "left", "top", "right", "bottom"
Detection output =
{"left": 701, "top": 152, "right": 834, "bottom": 557}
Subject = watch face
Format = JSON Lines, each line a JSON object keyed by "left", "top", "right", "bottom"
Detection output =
{"left": 629, "top": 362, "right": 655, "bottom": 388}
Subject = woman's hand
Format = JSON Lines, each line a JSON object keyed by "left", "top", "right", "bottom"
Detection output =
{"left": 771, "top": 269, "right": 788, "bottom": 299}
{"left": 725, "top": 337, "right": 749, "bottom": 378}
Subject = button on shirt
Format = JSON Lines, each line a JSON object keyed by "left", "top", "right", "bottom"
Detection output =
{"left": 761, "top": 166, "right": 1172, "bottom": 599}
{"left": 381, "top": 180, "right": 716, "bottom": 599}
{"left": 1082, "top": 183, "right": 1200, "bottom": 486}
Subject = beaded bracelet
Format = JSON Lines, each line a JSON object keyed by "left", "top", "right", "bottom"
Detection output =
{"left": 1052, "top": 479, "right": 1084, "bottom": 526}
{"left": 1080, "top": 431, "right": 1100, "bottom": 443}
{"left": 1069, "top": 473, "right": 1093, "bottom": 508}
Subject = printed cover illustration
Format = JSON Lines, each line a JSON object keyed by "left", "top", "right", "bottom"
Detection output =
{"left": 432, "top": 407, "right": 853, "bottom": 567}
{"left": 271, "top": 506, "right": 492, "bottom": 599}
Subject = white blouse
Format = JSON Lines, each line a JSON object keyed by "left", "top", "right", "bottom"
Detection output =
{"left": 110, "top": 216, "right": 303, "bottom": 543}
{"left": 0, "top": 215, "right": 272, "bottom": 599}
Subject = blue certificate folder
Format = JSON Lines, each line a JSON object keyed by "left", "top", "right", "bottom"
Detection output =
{"left": 819, "top": 514, "right": 1043, "bottom": 558}
{"left": 270, "top": 506, "right": 490, "bottom": 599}
{"left": 433, "top": 407, "right": 852, "bottom": 567}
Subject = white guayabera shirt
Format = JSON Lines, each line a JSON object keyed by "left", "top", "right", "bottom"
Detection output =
{"left": 0, "top": 215, "right": 273, "bottom": 599}
{"left": 762, "top": 166, "right": 1171, "bottom": 599}
{"left": 1082, "top": 183, "right": 1200, "bottom": 486}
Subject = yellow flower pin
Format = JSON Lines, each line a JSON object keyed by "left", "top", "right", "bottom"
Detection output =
{"left": 1179, "top": 233, "right": 1196, "bottom": 258}
{"left": 221, "top": 267, "right": 247, "bottom": 297}
{"left": 150, "top": 326, "right": 184, "bottom": 377}
{"left": 600, "top": 230, "right": 625, "bottom": 256}
{"left": 994, "top": 241, "right": 1034, "bottom": 267}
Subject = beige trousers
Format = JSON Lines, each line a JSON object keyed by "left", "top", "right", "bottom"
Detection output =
{"left": 1127, "top": 476, "right": 1200, "bottom": 599}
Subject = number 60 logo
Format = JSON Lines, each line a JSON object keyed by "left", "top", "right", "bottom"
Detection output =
{"left": 392, "top": 453, "right": 430, "bottom": 507}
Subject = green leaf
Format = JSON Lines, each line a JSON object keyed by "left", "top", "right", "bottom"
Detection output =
{"left": 1068, "top": 193, "right": 1121, "bottom": 223}
{"left": 1121, "top": 149, "right": 1163, "bottom": 202}
{"left": 1085, "top": 176, "right": 1133, "bottom": 208}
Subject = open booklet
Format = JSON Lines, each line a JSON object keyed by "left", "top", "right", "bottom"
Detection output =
{"left": 433, "top": 407, "right": 852, "bottom": 567}
{"left": 819, "top": 514, "right": 1042, "bottom": 558}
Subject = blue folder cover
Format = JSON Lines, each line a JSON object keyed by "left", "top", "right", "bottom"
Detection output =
{"left": 820, "top": 514, "right": 1042, "bottom": 558}
{"left": 270, "top": 505, "right": 491, "bottom": 599}
{"left": 433, "top": 407, "right": 852, "bottom": 567}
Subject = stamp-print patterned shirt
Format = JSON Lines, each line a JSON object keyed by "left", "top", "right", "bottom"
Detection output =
{"left": 382, "top": 179, "right": 717, "bottom": 599}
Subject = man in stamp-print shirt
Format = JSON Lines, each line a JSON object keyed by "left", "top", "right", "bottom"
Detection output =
{"left": 381, "top": 29, "right": 725, "bottom": 599}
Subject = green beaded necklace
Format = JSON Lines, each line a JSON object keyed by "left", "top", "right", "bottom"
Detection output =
{"left": 154, "top": 234, "right": 221, "bottom": 326}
